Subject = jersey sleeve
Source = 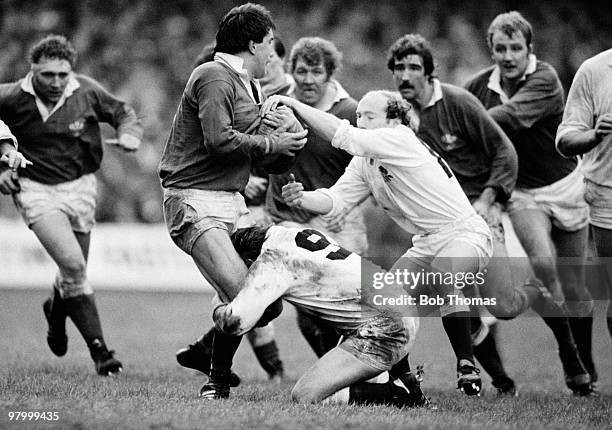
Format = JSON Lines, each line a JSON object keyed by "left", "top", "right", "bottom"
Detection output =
{"left": 331, "top": 120, "right": 422, "bottom": 162}
{"left": 316, "top": 157, "right": 371, "bottom": 218}
{"left": 556, "top": 64, "right": 594, "bottom": 144}
{"left": 213, "top": 249, "right": 292, "bottom": 336}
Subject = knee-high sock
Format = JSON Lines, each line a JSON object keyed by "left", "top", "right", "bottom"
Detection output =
{"left": 253, "top": 341, "right": 283, "bottom": 376}
{"left": 442, "top": 312, "right": 474, "bottom": 363}
{"left": 209, "top": 328, "right": 242, "bottom": 383}
{"left": 570, "top": 312, "right": 595, "bottom": 378}
{"left": 348, "top": 382, "right": 396, "bottom": 406}
{"left": 471, "top": 319, "right": 513, "bottom": 387}
{"left": 65, "top": 293, "right": 104, "bottom": 347}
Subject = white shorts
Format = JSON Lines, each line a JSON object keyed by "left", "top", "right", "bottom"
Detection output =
{"left": 584, "top": 179, "right": 612, "bottom": 229}
{"left": 402, "top": 214, "right": 492, "bottom": 271}
{"left": 13, "top": 174, "right": 97, "bottom": 233}
{"left": 163, "top": 188, "right": 251, "bottom": 255}
{"left": 506, "top": 168, "right": 589, "bottom": 232}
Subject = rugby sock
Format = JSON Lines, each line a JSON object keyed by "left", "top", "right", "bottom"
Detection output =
{"left": 389, "top": 354, "right": 411, "bottom": 379}
{"left": 569, "top": 313, "right": 596, "bottom": 381}
{"left": 442, "top": 312, "right": 474, "bottom": 363}
{"left": 197, "top": 327, "right": 215, "bottom": 351}
{"left": 65, "top": 293, "right": 105, "bottom": 347}
{"left": 472, "top": 324, "right": 513, "bottom": 388}
{"left": 253, "top": 340, "right": 284, "bottom": 377}
{"left": 209, "top": 328, "right": 242, "bottom": 384}
{"left": 348, "top": 382, "right": 395, "bottom": 406}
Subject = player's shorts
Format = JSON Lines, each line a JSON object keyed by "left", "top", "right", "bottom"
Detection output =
{"left": 506, "top": 168, "right": 589, "bottom": 232}
{"left": 584, "top": 179, "right": 612, "bottom": 229}
{"left": 403, "top": 213, "right": 492, "bottom": 271}
{"left": 339, "top": 313, "right": 414, "bottom": 371}
{"left": 162, "top": 188, "right": 250, "bottom": 255}
{"left": 12, "top": 173, "right": 97, "bottom": 233}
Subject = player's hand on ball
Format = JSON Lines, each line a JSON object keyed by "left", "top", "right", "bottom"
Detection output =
{"left": 282, "top": 173, "right": 304, "bottom": 207}
{"left": 268, "top": 126, "right": 308, "bottom": 156}
{"left": 260, "top": 95, "right": 293, "bottom": 117}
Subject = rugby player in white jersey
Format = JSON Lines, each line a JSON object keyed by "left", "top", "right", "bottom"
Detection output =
{"left": 215, "top": 224, "right": 426, "bottom": 406}
{"left": 271, "top": 90, "right": 493, "bottom": 395}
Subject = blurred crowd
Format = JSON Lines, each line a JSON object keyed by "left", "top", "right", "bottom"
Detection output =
{"left": 0, "top": 0, "right": 609, "bottom": 222}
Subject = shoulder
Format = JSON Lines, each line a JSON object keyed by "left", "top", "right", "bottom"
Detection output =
{"left": 333, "top": 96, "right": 358, "bottom": 116}
{"left": 0, "top": 80, "right": 25, "bottom": 101}
{"left": 191, "top": 62, "right": 235, "bottom": 84}
{"left": 530, "top": 61, "right": 562, "bottom": 87}
{"left": 440, "top": 83, "right": 486, "bottom": 111}
{"left": 464, "top": 66, "right": 495, "bottom": 90}
{"left": 74, "top": 74, "right": 109, "bottom": 93}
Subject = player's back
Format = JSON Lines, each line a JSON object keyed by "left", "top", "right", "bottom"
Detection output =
{"left": 261, "top": 226, "right": 381, "bottom": 331}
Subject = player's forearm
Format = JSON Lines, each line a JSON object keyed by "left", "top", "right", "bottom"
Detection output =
{"left": 213, "top": 303, "right": 258, "bottom": 336}
{"left": 283, "top": 98, "right": 342, "bottom": 141}
{"left": 557, "top": 129, "right": 601, "bottom": 157}
{"left": 298, "top": 190, "right": 334, "bottom": 215}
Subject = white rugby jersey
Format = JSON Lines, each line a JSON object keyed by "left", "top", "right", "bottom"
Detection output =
{"left": 214, "top": 226, "right": 408, "bottom": 335}
{"left": 317, "top": 121, "right": 477, "bottom": 236}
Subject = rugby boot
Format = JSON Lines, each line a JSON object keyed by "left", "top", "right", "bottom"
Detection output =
{"left": 176, "top": 336, "right": 241, "bottom": 387}
{"left": 89, "top": 338, "right": 122, "bottom": 376}
{"left": 493, "top": 377, "right": 518, "bottom": 397}
{"left": 457, "top": 359, "right": 482, "bottom": 396}
{"left": 199, "top": 381, "right": 231, "bottom": 400}
{"left": 42, "top": 288, "right": 68, "bottom": 356}
{"left": 560, "top": 343, "right": 592, "bottom": 396}
{"left": 393, "top": 365, "right": 430, "bottom": 407}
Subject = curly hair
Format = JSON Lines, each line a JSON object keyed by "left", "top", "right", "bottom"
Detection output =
{"left": 386, "top": 34, "right": 434, "bottom": 77}
{"left": 363, "top": 90, "right": 418, "bottom": 130}
{"left": 487, "top": 11, "right": 533, "bottom": 49}
{"left": 28, "top": 34, "right": 77, "bottom": 66}
{"left": 289, "top": 37, "right": 342, "bottom": 77}
{"left": 215, "top": 3, "right": 275, "bottom": 55}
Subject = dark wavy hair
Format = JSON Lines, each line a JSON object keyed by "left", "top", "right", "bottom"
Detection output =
{"left": 28, "top": 34, "right": 77, "bottom": 66}
{"left": 289, "top": 37, "right": 342, "bottom": 77}
{"left": 215, "top": 3, "right": 275, "bottom": 55}
{"left": 230, "top": 226, "right": 271, "bottom": 266}
{"left": 386, "top": 34, "right": 434, "bottom": 78}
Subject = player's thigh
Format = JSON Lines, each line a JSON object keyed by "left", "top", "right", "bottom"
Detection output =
{"left": 509, "top": 208, "right": 556, "bottom": 259}
{"left": 291, "top": 347, "right": 381, "bottom": 403}
{"left": 30, "top": 211, "right": 87, "bottom": 273}
{"left": 191, "top": 227, "right": 248, "bottom": 301}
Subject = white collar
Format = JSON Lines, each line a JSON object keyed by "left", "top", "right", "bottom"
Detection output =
{"left": 488, "top": 54, "right": 537, "bottom": 103}
{"left": 288, "top": 79, "right": 349, "bottom": 112}
{"left": 424, "top": 78, "right": 443, "bottom": 108}
{"left": 214, "top": 52, "right": 250, "bottom": 80}
{"left": 21, "top": 71, "right": 80, "bottom": 122}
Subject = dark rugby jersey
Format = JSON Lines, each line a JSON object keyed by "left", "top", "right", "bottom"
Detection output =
{"left": 465, "top": 59, "right": 577, "bottom": 188}
{"left": 0, "top": 74, "right": 142, "bottom": 185}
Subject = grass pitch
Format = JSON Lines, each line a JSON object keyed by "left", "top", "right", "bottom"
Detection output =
{"left": 1, "top": 289, "right": 610, "bottom": 429}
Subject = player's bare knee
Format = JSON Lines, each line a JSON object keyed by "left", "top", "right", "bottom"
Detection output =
{"left": 59, "top": 257, "right": 87, "bottom": 280}
{"left": 291, "top": 384, "right": 320, "bottom": 404}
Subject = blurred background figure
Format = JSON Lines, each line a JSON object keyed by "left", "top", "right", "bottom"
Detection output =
{"left": 465, "top": 11, "right": 594, "bottom": 393}
{"left": 0, "top": 34, "right": 143, "bottom": 376}
{"left": 557, "top": 48, "right": 612, "bottom": 344}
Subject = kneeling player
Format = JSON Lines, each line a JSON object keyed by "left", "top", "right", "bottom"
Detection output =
{"left": 214, "top": 225, "right": 427, "bottom": 407}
